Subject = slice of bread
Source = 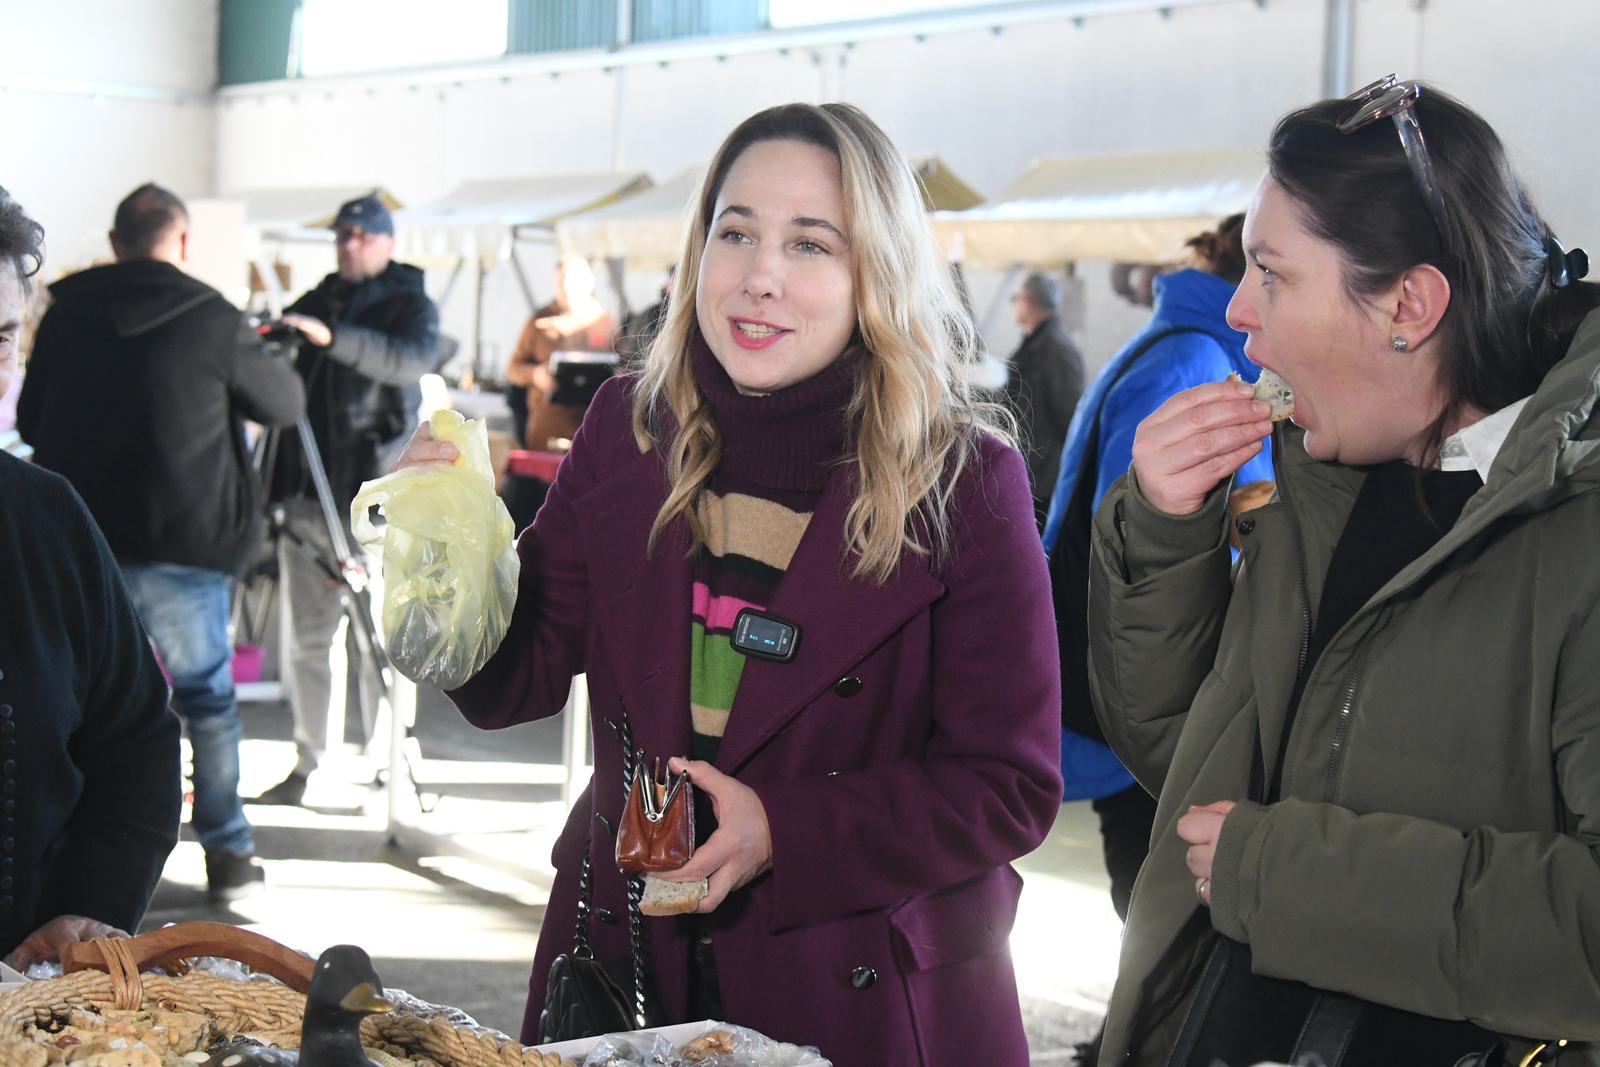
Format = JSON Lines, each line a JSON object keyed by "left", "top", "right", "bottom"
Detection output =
{"left": 639, "top": 874, "right": 708, "bottom": 916}
{"left": 1229, "top": 369, "right": 1295, "bottom": 421}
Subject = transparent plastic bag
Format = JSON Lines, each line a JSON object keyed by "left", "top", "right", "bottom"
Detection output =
{"left": 351, "top": 410, "right": 520, "bottom": 690}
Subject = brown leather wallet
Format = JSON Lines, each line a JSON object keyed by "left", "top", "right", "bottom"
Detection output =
{"left": 615, "top": 757, "right": 695, "bottom": 874}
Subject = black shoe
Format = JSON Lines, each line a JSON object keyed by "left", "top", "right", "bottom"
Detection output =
{"left": 253, "top": 771, "right": 309, "bottom": 806}
{"left": 206, "top": 848, "right": 265, "bottom": 903}
{"left": 1072, "top": 1020, "right": 1106, "bottom": 1066}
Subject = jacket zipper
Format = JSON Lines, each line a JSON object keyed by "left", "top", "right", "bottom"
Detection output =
{"left": 1268, "top": 433, "right": 1314, "bottom": 681}
{"left": 1323, "top": 638, "right": 1371, "bottom": 802}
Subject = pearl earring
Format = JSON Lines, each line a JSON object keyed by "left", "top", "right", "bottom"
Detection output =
{"left": 1391, "top": 336, "right": 1409, "bottom": 352}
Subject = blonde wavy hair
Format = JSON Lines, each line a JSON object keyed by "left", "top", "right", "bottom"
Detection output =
{"left": 630, "top": 102, "right": 1013, "bottom": 584}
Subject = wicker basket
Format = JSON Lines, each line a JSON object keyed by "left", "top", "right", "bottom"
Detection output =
{"left": 0, "top": 925, "right": 573, "bottom": 1067}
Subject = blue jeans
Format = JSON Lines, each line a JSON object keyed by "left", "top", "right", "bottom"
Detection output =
{"left": 121, "top": 563, "right": 253, "bottom": 855}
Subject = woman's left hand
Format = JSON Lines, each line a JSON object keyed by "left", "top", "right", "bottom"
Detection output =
{"left": 1176, "top": 800, "right": 1237, "bottom": 906}
{"left": 656, "top": 758, "right": 773, "bottom": 913}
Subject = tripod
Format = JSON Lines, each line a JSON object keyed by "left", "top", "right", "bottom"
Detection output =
{"left": 236, "top": 411, "right": 398, "bottom": 791}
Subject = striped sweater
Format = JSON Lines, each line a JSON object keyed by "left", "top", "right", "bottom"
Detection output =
{"left": 685, "top": 333, "right": 857, "bottom": 762}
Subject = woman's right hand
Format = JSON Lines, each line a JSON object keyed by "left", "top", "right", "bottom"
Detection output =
{"left": 1131, "top": 380, "right": 1273, "bottom": 516}
{"left": 388, "top": 421, "right": 459, "bottom": 474}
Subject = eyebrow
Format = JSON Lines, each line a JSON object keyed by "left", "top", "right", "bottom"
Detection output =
{"left": 1246, "top": 242, "right": 1283, "bottom": 260}
{"left": 0, "top": 319, "right": 18, "bottom": 333}
{"left": 716, "top": 205, "right": 847, "bottom": 242}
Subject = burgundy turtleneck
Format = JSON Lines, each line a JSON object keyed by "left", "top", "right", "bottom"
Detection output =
{"left": 689, "top": 330, "right": 858, "bottom": 493}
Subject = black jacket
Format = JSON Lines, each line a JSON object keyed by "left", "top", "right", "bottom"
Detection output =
{"left": 272, "top": 262, "right": 440, "bottom": 509}
{"left": 0, "top": 452, "right": 180, "bottom": 957}
{"left": 19, "top": 260, "right": 305, "bottom": 575}
{"left": 1001, "top": 315, "right": 1086, "bottom": 525}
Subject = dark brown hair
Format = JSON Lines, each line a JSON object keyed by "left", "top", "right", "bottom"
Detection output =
{"left": 1269, "top": 86, "right": 1600, "bottom": 458}
{"left": 1186, "top": 212, "right": 1246, "bottom": 284}
{"left": 112, "top": 183, "right": 187, "bottom": 258}
{"left": 0, "top": 186, "right": 45, "bottom": 294}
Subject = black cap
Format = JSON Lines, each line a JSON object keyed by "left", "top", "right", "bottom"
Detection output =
{"left": 331, "top": 194, "right": 393, "bottom": 236}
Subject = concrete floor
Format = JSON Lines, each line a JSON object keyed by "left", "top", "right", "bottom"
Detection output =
{"left": 143, "top": 688, "right": 1122, "bottom": 1064}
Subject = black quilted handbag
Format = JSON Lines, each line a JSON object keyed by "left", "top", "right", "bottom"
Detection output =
{"left": 537, "top": 846, "right": 642, "bottom": 1042}
{"left": 538, "top": 705, "right": 663, "bottom": 1043}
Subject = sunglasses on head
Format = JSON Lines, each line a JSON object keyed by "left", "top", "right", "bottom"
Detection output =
{"left": 1337, "top": 74, "right": 1449, "bottom": 244}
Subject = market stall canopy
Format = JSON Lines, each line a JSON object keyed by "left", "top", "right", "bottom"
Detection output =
{"left": 932, "top": 148, "right": 1263, "bottom": 266}
{"left": 555, "top": 155, "right": 983, "bottom": 269}
{"left": 555, "top": 167, "right": 702, "bottom": 270}
{"left": 911, "top": 155, "right": 984, "bottom": 212}
{"left": 397, "top": 173, "right": 652, "bottom": 266}
{"left": 238, "top": 185, "right": 404, "bottom": 241}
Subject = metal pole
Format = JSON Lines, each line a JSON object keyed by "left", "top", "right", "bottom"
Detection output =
{"left": 1322, "top": 0, "right": 1355, "bottom": 98}
{"left": 508, "top": 244, "right": 538, "bottom": 313}
{"left": 616, "top": 0, "right": 633, "bottom": 47}
{"left": 562, "top": 674, "right": 591, "bottom": 813}
{"left": 472, "top": 258, "right": 487, "bottom": 382}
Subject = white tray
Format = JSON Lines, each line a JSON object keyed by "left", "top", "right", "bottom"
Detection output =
{"left": 530, "top": 1019, "right": 828, "bottom": 1065}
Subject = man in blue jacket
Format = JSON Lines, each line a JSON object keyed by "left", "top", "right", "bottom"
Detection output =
{"left": 1043, "top": 215, "right": 1272, "bottom": 1063}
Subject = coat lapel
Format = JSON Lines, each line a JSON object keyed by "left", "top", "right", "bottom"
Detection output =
{"left": 573, "top": 449, "right": 693, "bottom": 765}
{"left": 714, "top": 466, "right": 945, "bottom": 773}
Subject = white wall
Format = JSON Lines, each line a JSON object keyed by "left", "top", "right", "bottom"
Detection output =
{"left": 194, "top": 0, "right": 1600, "bottom": 377}
{"left": 0, "top": 0, "right": 218, "bottom": 277}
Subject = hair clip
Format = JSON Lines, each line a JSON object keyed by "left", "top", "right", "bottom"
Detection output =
{"left": 1546, "top": 236, "right": 1590, "bottom": 289}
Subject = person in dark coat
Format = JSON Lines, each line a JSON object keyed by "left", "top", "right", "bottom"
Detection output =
{"left": 1001, "top": 271, "right": 1085, "bottom": 527}
{"left": 19, "top": 183, "right": 303, "bottom": 902}
{"left": 256, "top": 194, "right": 439, "bottom": 806}
{"left": 393, "top": 104, "right": 1062, "bottom": 1065}
{"left": 0, "top": 186, "right": 181, "bottom": 967}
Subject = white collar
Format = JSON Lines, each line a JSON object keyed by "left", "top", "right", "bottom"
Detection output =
{"left": 1437, "top": 396, "right": 1531, "bottom": 483}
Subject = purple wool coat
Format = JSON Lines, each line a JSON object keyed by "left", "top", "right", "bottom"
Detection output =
{"left": 448, "top": 375, "right": 1062, "bottom": 1066}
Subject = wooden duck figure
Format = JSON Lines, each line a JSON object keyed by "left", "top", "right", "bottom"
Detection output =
{"left": 207, "top": 946, "right": 396, "bottom": 1067}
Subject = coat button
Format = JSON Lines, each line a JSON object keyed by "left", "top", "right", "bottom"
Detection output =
{"left": 849, "top": 966, "right": 877, "bottom": 990}
{"left": 1236, "top": 517, "right": 1256, "bottom": 536}
{"left": 0, "top": 705, "right": 10, "bottom": 719}
{"left": 594, "top": 907, "right": 617, "bottom": 925}
{"left": 833, "top": 677, "right": 863, "bottom": 698}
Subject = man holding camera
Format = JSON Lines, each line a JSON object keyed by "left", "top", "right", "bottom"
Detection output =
{"left": 257, "top": 193, "right": 439, "bottom": 807}
{"left": 18, "top": 183, "right": 305, "bottom": 901}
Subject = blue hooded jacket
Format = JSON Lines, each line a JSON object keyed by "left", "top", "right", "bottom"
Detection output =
{"left": 1043, "top": 268, "right": 1274, "bottom": 801}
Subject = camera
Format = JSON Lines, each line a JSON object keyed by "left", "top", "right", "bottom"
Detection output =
{"left": 253, "top": 317, "right": 300, "bottom": 345}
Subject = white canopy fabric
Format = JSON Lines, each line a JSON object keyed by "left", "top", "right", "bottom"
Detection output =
{"left": 238, "top": 185, "right": 403, "bottom": 240}
{"left": 554, "top": 155, "right": 983, "bottom": 270}
{"left": 555, "top": 168, "right": 702, "bottom": 270}
{"left": 912, "top": 155, "right": 984, "bottom": 212}
{"left": 932, "top": 148, "right": 1264, "bottom": 266}
{"left": 396, "top": 173, "right": 652, "bottom": 266}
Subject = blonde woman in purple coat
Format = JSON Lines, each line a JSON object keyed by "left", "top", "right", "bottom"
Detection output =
{"left": 398, "top": 103, "right": 1062, "bottom": 1066}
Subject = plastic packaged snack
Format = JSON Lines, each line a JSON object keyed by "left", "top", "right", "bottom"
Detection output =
{"left": 351, "top": 410, "right": 520, "bottom": 690}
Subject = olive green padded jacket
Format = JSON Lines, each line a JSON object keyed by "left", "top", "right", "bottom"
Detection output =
{"left": 1088, "top": 310, "right": 1600, "bottom": 1065}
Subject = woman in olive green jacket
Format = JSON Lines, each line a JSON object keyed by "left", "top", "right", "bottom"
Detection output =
{"left": 1089, "top": 80, "right": 1600, "bottom": 1066}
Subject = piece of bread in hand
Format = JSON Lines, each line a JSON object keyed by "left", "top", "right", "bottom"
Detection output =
{"left": 1229, "top": 368, "right": 1295, "bottom": 421}
{"left": 639, "top": 874, "right": 708, "bottom": 916}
